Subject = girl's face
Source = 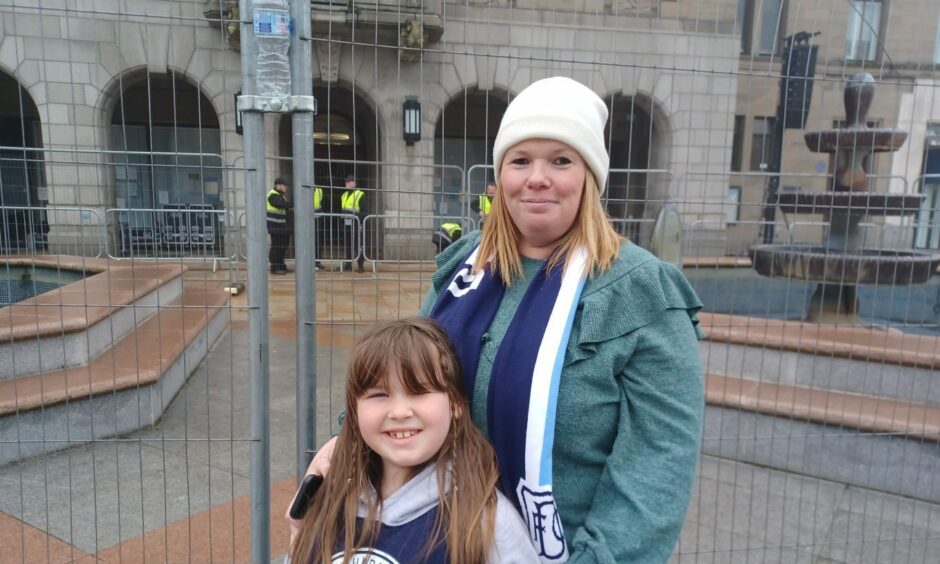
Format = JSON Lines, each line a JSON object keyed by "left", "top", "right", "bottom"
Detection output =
{"left": 499, "top": 138, "right": 586, "bottom": 259}
{"left": 356, "top": 364, "right": 453, "bottom": 496}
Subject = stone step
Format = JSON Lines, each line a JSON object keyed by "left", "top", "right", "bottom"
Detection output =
{"left": 706, "top": 373, "right": 940, "bottom": 442}
{"left": 0, "top": 257, "right": 185, "bottom": 379}
{"left": 700, "top": 313, "right": 940, "bottom": 405}
{"left": 703, "top": 372, "right": 940, "bottom": 504}
{"left": 0, "top": 285, "right": 230, "bottom": 465}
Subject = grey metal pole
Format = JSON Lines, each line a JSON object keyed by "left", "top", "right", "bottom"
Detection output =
{"left": 290, "top": 0, "right": 317, "bottom": 481}
{"left": 238, "top": 1, "right": 271, "bottom": 561}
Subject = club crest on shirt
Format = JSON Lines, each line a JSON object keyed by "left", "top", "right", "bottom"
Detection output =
{"left": 331, "top": 548, "right": 398, "bottom": 564}
{"left": 446, "top": 265, "right": 484, "bottom": 298}
{"left": 517, "top": 479, "right": 569, "bottom": 561}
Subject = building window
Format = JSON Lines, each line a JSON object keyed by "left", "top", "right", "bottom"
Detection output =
{"left": 737, "top": 0, "right": 751, "bottom": 54}
{"left": 934, "top": 12, "right": 940, "bottom": 64}
{"left": 726, "top": 186, "right": 742, "bottom": 224}
{"left": 739, "top": 0, "right": 785, "bottom": 55}
{"left": 918, "top": 124, "right": 940, "bottom": 249}
{"left": 757, "top": 0, "right": 784, "bottom": 55}
{"left": 750, "top": 117, "right": 776, "bottom": 171}
{"left": 845, "top": 0, "right": 882, "bottom": 61}
{"left": 731, "top": 115, "right": 745, "bottom": 172}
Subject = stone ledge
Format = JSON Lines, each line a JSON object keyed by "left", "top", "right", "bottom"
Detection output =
{"left": 682, "top": 256, "right": 752, "bottom": 267}
{"left": 0, "top": 286, "right": 229, "bottom": 416}
{"left": 706, "top": 373, "right": 940, "bottom": 442}
{"left": 0, "top": 256, "right": 185, "bottom": 342}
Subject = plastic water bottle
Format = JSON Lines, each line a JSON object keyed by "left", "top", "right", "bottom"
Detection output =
{"left": 253, "top": 0, "right": 291, "bottom": 98}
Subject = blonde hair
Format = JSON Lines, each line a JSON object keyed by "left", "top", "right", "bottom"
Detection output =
{"left": 475, "top": 171, "right": 623, "bottom": 285}
{"left": 289, "top": 318, "right": 499, "bottom": 564}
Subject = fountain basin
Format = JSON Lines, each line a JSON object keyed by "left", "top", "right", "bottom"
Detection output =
{"left": 751, "top": 244, "right": 940, "bottom": 284}
{"left": 776, "top": 192, "right": 925, "bottom": 215}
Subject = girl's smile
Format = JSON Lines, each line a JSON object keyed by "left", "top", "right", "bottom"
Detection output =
{"left": 356, "top": 366, "right": 452, "bottom": 496}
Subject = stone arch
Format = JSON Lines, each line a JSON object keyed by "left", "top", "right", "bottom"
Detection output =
{"left": 278, "top": 79, "right": 383, "bottom": 186}
{"left": 433, "top": 85, "right": 513, "bottom": 217}
{"left": 100, "top": 68, "right": 223, "bottom": 255}
{"left": 602, "top": 90, "right": 672, "bottom": 239}
{"left": 97, "top": 66, "right": 222, "bottom": 138}
{"left": 0, "top": 69, "right": 46, "bottom": 251}
{"left": 278, "top": 80, "right": 384, "bottom": 261}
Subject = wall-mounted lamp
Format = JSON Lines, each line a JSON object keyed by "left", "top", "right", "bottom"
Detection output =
{"left": 234, "top": 90, "right": 243, "bottom": 135}
{"left": 403, "top": 98, "right": 421, "bottom": 145}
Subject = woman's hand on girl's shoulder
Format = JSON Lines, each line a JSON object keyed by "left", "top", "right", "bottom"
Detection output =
{"left": 285, "top": 436, "right": 338, "bottom": 543}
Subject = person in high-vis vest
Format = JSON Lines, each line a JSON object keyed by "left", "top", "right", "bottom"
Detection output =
{"left": 432, "top": 221, "right": 462, "bottom": 252}
{"left": 267, "top": 177, "right": 292, "bottom": 274}
{"left": 471, "top": 181, "right": 496, "bottom": 224}
{"left": 340, "top": 174, "right": 365, "bottom": 273}
{"left": 313, "top": 185, "right": 325, "bottom": 270}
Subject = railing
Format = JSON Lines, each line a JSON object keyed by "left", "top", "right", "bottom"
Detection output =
{"left": 361, "top": 213, "right": 479, "bottom": 271}
{"left": 104, "top": 207, "right": 229, "bottom": 260}
{"left": 0, "top": 205, "right": 105, "bottom": 258}
{"left": 0, "top": 162, "right": 932, "bottom": 266}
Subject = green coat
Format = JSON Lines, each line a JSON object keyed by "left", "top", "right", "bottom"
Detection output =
{"left": 420, "top": 231, "right": 704, "bottom": 563}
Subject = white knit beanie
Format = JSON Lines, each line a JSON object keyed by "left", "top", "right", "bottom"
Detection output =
{"left": 493, "top": 76, "right": 610, "bottom": 192}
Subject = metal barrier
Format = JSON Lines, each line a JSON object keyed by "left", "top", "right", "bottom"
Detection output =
{"left": 361, "top": 214, "right": 478, "bottom": 269}
{"left": 684, "top": 219, "right": 791, "bottom": 257}
{"left": 305, "top": 212, "right": 361, "bottom": 267}
{"left": 466, "top": 164, "right": 495, "bottom": 223}
{"left": 105, "top": 207, "right": 229, "bottom": 260}
{"left": 609, "top": 217, "right": 655, "bottom": 241}
{"left": 6, "top": 3, "right": 940, "bottom": 561}
{"left": 0, "top": 205, "right": 105, "bottom": 258}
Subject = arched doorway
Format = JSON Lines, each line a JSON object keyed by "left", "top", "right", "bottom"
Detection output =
{"left": 108, "top": 71, "right": 222, "bottom": 255}
{"left": 434, "top": 88, "right": 509, "bottom": 218}
{"left": 604, "top": 93, "right": 669, "bottom": 240}
{"left": 278, "top": 84, "right": 381, "bottom": 260}
{"left": 0, "top": 71, "right": 46, "bottom": 251}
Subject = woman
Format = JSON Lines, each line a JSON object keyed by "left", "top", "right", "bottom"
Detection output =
{"left": 292, "top": 77, "right": 703, "bottom": 563}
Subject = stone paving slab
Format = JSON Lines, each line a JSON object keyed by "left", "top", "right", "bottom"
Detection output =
{"left": 1, "top": 269, "right": 939, "bottom": 562}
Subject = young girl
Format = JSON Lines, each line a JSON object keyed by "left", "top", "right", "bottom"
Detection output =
{"left": 288, "top": 318, "right": 539, "bottom": 564}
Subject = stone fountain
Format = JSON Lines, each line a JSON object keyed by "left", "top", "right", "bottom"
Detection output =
{"left": 751, "top": 73, "right": 940, "bottom": 324}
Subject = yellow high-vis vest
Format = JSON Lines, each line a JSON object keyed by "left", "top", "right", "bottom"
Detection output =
{"left": 478, "top": 195, "right": 492, "bottom": 215}
{"left": 440, "top": 222, "right": 462, "bottom": 239}
{"left": 266, "top": 188, "right": 287, "bottom": 223}
{"left": 341, "top": 189, "right": 364, "bottom": 213}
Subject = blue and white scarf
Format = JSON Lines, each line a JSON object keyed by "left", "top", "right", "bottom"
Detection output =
{"left": 429, "top": 245, "right": 587, "bottom": 562}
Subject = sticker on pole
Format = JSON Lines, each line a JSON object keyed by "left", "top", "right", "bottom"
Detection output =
{"left": 254, "top": 10, "right": 290, "bottom": 36}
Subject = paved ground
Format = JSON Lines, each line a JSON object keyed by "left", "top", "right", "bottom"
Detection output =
{"left": 1, "top": 266, "right": 938, "bottom": 562}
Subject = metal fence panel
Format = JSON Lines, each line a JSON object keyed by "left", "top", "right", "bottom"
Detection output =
{"left": 3, "top": 1, "right": 940, "bottom": 563}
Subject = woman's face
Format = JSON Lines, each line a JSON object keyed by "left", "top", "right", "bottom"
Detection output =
{"left": 499, "top": 139, "right": 586, "bottom": 259}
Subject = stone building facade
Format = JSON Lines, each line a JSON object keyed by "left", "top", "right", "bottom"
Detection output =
{"left": 726, "top": 0, "right": 940, "bottom": 255}
{"left": 0, "top": 0, "right": 744, "bottom": 259}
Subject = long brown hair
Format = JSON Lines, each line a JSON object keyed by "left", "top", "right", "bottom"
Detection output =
{"left": 476, "top": 169, "right": 622, "bottom": 285}
{"left": 289, "top": 318, "right": 500, "bottom": 564}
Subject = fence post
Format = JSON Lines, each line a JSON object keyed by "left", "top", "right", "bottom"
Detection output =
{"left": 238, "top": 1, "right": 272, "bottom": 561}
{"left": 291, "top": 0, "right": 317, "bottom": 482}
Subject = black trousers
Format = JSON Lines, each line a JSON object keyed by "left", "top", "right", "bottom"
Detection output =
{"left": 431, "top": 231, "right": 453, "bottom": 253}
{"left": 268, "top": 225, "right": 290, "bottom": 269}
{"left": 343, "top": 218, "right": 363, "bottom": 270}
{"left": 313, "top": 215, "right": 324, "bottom": 264}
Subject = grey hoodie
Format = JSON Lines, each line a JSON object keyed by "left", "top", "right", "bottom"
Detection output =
{"left": 352, "top": 463, "right": 540, "bottom": 563}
